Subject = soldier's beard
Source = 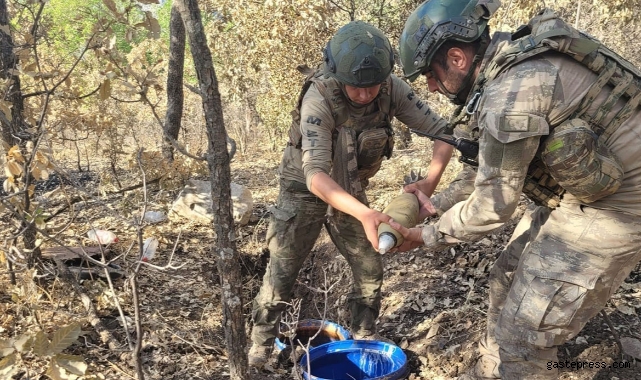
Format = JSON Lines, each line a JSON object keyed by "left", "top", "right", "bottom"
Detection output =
{"left": 436, "top": 66, "right": 474, "bottom": 105}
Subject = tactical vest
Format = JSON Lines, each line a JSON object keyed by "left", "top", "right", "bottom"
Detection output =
{"left": 288, "top": 65, "right": 395, "bottom": 196}
{"left": 474, "top": 9, "right": 638, "bottom": 208}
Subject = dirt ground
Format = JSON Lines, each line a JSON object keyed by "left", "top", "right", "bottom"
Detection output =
{"left": 1, "top": 141, "right": 640, "bottom": 380}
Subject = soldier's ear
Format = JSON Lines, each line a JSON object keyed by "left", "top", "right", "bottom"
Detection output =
{"left": 447, "top": 47, "right": 469, "bottom": 71}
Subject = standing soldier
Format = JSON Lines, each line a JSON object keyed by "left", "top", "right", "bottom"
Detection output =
{"left": 393, "top": 0, "right": 641, "bottom": 379}
{"left": 249, "top": 20, "right": 454, "bottom": 367}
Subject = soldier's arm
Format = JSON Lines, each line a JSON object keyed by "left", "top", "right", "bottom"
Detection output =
{"left": 429, "top": 166, "right": 477, "bottom": 214}
{"left": 404, "top": 140, "right": 454, "bottom": 197}
{"left": 391, "top": 75, "right": 454, "bottom": 197}
{"left": 391, "top": 131, "right": 543, "bottom": 252}
{"left": 300, "top": 85, "right": 390, "bottom": 250}
{"left": 309, "top": 172, "right": 390, "bottom": 250}
{"left": 300, "top": 85, "right": 334, "bottom": 183}
{"left": 428, "top": 132, "right": 541, "bottom": 246}
{"left": 391, "top": 75, "right": 450, "bottom": 137}
{"left": 418, "top": 59, "right": 558, "bottom": 249}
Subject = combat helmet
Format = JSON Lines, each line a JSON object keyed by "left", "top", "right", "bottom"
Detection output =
{"left": 323, "top": 21, "right": 395, "bottom": 88}
{"left": 399, "top": 0, "right": 501, "bottom": 82}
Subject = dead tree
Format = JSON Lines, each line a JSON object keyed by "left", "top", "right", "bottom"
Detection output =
{"left": 0, "top": 0, "right": 41, "bottom": 267}
{"left": 0, "top": 0, "right": 24, "bottom": 148}
{"left": 174, "top": 0, "right": 249, "bottom": 378}
{"left": 162, "top": 3, "right": 185, "bottom": 162}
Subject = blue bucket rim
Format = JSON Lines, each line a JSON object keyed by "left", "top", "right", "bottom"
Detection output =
{"left": 298, "top": 339, "right": 408, "bottom": 380}
{"left": 275, "top": 319, "right": 351, "bottom": 351}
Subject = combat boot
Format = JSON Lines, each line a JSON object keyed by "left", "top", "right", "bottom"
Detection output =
{"left": 457, "top": 355, "right": 501, "bottom": 379}
{"left": 474, "top": 355, "right": 501, "bottom": 378}
{"left": 248, "top": 343, "right": 273, "bottom": 368}
{"left": 457, "top": 374, "right": 501, "bottom": 380}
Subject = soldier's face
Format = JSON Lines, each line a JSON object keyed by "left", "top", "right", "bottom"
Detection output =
{"left": 422, "top": 46, "right": 472, "bottom": 97}
{"left": 422, "top": 67, "right": 440, "bottom": 92}
{"left": 344, "top": 84, "right": 382, "bottom": 105}
{"left": 424, "top": 62, "right": 466, "bottom": 95}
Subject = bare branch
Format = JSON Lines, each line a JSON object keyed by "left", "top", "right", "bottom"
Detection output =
{"left": 131, "top": 148, "right": 147, "bottom": 380}
{"left": 1, "top": 197, "right": 128, "bottom": 269}
{"left": 140, "top": 92, "right": 207, "bottom": 161}
{"left": 108, "top": 94, "right": 143, "bottom": 103}
{"left": 26, "top": 84, "right": 102, "bottom": 100}
{"left": 183, "top": 82, "right": 201, "bottom": 96}
{"left": 327, "top": 0, "right": 353, "bottom": 19}
{"left": 0, "top": 190, "right": 26, "bottom": 202}
{"left": 28, "top": 0, "right": 45, "bottom": 38}
{"left": 136, "top": 230, "right": 186, "bottom": 271}
{"left": 601, "top": 309, "right": 624, "bottom": 359}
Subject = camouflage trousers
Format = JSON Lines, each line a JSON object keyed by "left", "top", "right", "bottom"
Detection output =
{"left": 250, "top": 181, "right": 383, "bottom": 347}
{"left": 475, "top": 202, "right": 641, "bottom": 379}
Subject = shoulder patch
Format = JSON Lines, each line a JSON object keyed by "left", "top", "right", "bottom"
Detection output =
{"left": 482, "top": 111, "right": 549, "bottom": 143}
{"left": 500, "top": 114, "right": 530, "bottom": 132}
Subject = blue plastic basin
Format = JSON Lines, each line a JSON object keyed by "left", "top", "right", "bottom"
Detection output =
{"left": 275, "top": 319, "right": 351, "bottom": 351}
{"left": 299, "top": 340, "right": 408, "bottom": 380}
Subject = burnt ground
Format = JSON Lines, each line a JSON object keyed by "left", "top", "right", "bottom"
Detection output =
{"left": 1, "top": 146, "right": 640, "bottom": 380}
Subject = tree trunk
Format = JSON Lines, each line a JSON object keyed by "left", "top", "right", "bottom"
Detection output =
{"left": 0, "top": 0, "right": 24, "bottom": 148}
{"left": 162, "top": 4, "right": 185, "bottom": 162}
{"left": 174, "top": 0, "right": 249, "bottom": 378}
{"left": 0, "top": 0, "right": 39, "bottom": 267}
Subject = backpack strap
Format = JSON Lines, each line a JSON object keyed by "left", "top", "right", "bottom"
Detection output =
{"left": 481, "top": 8, "right": 641, "bottom": 142}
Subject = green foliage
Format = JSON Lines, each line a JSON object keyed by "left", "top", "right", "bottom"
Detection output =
{"left": 41, "top": 0, "right": 156, "bottom": 58}
{"left": 156, "top": 0, "right": 173, "bottom": 41}
{"left": 42, "top": 0, "right": 111, "bottom": 55}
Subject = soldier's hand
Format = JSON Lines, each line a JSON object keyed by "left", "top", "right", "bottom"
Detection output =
{"left": 415, "top": 191, "right": 437, "bottom": 220}
{"left": 414, "top": 192, "right": 436, "bottom": 220}
{"left": 403, "top": 181, "right": 421, "bottom": 194}
{"left": 403, "top": 177, "right": 434, "bottom": 197}
{"left": 388, "top": 218, "right": 423, "bottom": 252}
{"left": 404, "top": 181, "right": 437, "bottom": 219}
{"left": 356, "top": 208, "right": 391, "bottom": 251}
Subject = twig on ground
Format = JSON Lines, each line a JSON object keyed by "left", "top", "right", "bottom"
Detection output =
{"left": 7, "top": 258, "right": 16, "bottom": 285}
{"left": 600, "top": 309, "right": 624, "bottom": 360}
{"left": 107, "top": 359, "right": 137, "bottom": 380}
{"left": 164, "top": 327, "right": 225, "bottom": 355}
{"left": 53, "top": 258, "right": 122, "bottom": 351}
{"left": 44, "top": 177, "right": 162, "bottom": 223}
{"left": 130, "top": 148, "right": 148, "bottom": 380}
{"left": 0, "top": 190, "right": 26, "bottom": 202}
{"left": 294, "top": 266, "right": 343, "bottom": 377}
{"left": 135, "top": 229, "right": 185, "bottom": 271}
{"left": 102, "top": 253, "right": 134, "bottom": 351}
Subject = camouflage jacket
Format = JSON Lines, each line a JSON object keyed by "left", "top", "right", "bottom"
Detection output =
{"left": 279, "top": 74, "right": 450, "bottom": 191}
{"left": 427, "top": 31, "right": 641, "bottom": 248}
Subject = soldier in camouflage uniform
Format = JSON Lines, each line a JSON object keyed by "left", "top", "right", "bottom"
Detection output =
{"left": 248, "top": 21, "right": 454, "bottom": 367}
{"left": 393, "top": 0, "right": 641, "bottom": 379}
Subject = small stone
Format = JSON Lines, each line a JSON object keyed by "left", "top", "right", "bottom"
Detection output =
{"left": 575, "top": 336, "right": 588, "bottom": 345}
